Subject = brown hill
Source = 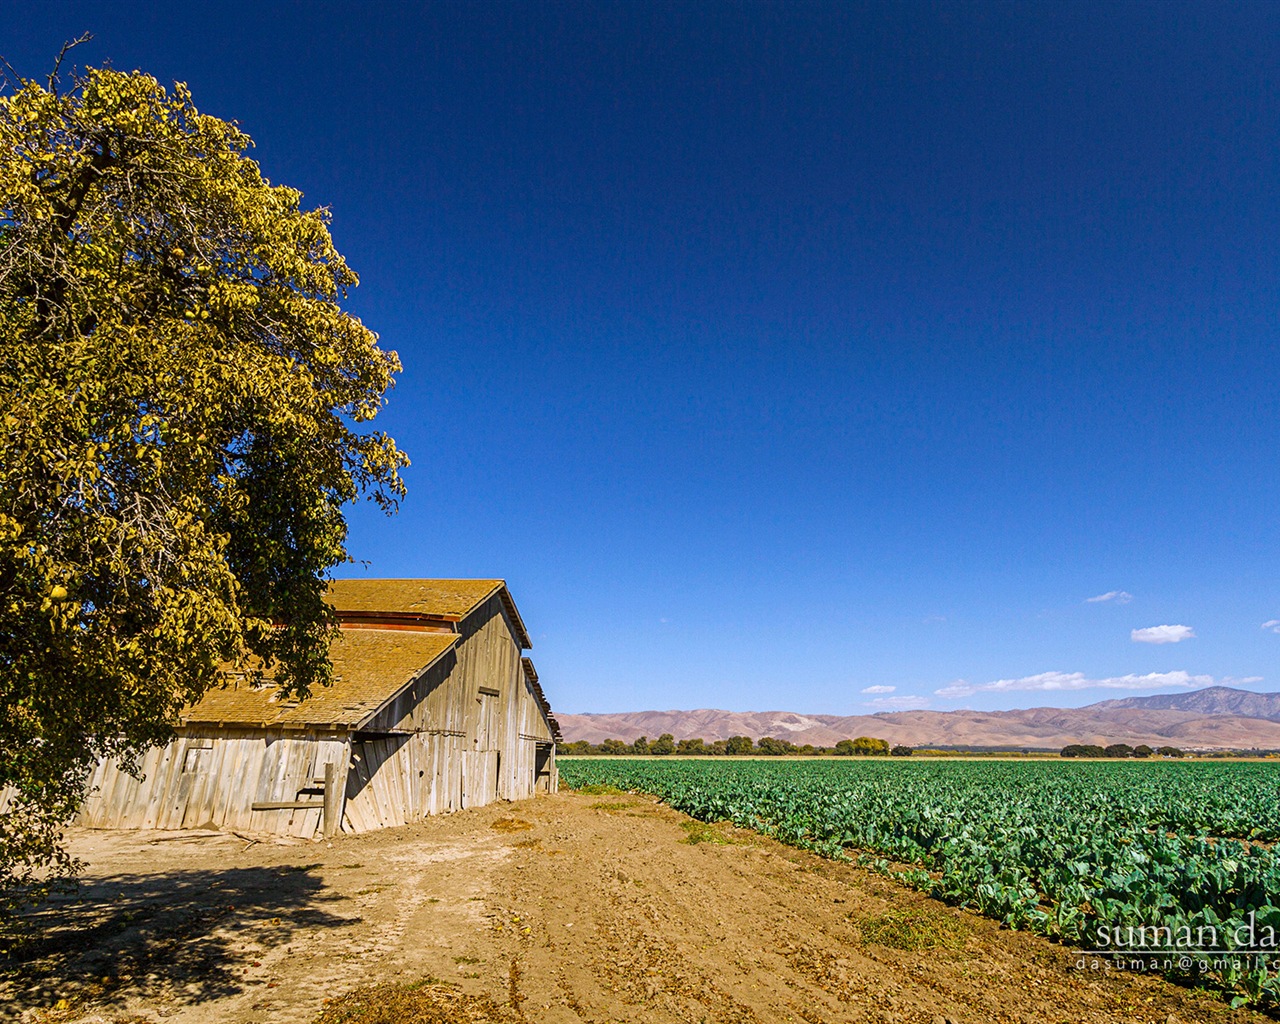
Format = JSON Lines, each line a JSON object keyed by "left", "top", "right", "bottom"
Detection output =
{"left": 558, "top": 688, "right": 1280, "bottom": 750}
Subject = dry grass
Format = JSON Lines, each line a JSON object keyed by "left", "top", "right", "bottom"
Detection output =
{"left": 678, "top": 820, "right": 738, "bottom": 846}
{"left": 488, "top": 817, "right": 533, "bottom": 833}
{"left": 855, "top": 907, "right": 971, "bottom": 951}
{"left": 589, "top": 800, "right": 636, "bottom": 811}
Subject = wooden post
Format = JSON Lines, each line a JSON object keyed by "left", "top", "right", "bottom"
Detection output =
{"left": 323, "top": 761, "right": 337, "bottom": 838}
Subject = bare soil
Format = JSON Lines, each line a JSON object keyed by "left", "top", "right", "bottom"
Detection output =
{"left": 2, "top": 791, "right": 1269, "bottom": 1024}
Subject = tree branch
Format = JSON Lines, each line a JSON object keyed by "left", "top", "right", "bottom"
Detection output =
{"left": 47, "top": 33, "right": 93, "bottom": 96}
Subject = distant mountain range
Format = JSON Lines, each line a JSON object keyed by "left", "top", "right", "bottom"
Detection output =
{"left": 1093, "top": 686, "right": 1280, "bottom": 720}
{"left": 557, "top": 686, "right": 1280, "bottom": 750}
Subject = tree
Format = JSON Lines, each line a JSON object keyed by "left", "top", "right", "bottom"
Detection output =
{"left": 0, "top": 63, "right": 407, "bottom": 910}
{"left": 724, "top": 735, "right": 753, "bottom": 755}
{"left": 676, "top": 737, "right": 705, "bottom": 755}
{"left": 1062, "top": 743, "right": 1109, "bottom": 758}
{"left": 1133, "top": 744, "right": 1153, "bottom": 758}
{"left": 651, "top": 733, "right": 675, "bottom": 756}
{"left": 756, "top": 736, "right": 797, "bottom": 756}
{"left": 1104, "top": 743, "right": 1134, "bottom": 758}
{"left": 631, "top": 735, "right": 649, "bottom": 755}
{"left": 850, "top": 736, "right": 890, "bottom": 756}
{"left": 598, "top": 739, "right": 629, "bottom": 755}
{"left": 1157, "top": 745, "right": 1184, "bottom": 758}
{"left": 890, "top": 745, "right": 913, "bottom": 757}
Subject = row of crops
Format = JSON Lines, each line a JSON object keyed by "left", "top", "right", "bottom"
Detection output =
{"left": 560, "top": 758, "right": 1280, "bottom": 1008}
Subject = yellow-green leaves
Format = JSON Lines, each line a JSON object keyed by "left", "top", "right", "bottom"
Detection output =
{"left": 0, "top": 65, "right": 408, "bottom": 902}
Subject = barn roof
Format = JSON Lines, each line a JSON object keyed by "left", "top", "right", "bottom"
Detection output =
{"left": 327, "top": 578, "right": 532, "bottom": 649}
{"left": 184, "top": 629, "right": 460, "bottom": 730}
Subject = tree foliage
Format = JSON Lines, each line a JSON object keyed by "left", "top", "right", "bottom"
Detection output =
{"left": 724, "top": 735, "right": 753, "bottom": 755}
{"left": 835, "top": 736, "right": 890, "bottom": 756}
{"left": 0, "top": 63, "right": 407, "bottom": 908}
{"left": 650, "top": 733, "right": 675, "bottom": 756}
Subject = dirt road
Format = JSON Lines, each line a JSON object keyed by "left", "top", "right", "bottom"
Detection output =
{"left": 3, "top": 791, "right": 1266, "bottom": 1024}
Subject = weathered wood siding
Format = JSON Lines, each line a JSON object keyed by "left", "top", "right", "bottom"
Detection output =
{"left": 347, "top": 593, "right": 557, "bottom": 830}
{"left": 77, "top": 729, "right": 350, "bottom": 838}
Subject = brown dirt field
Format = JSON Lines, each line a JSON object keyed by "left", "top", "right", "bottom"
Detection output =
{"left": 2, "top": 791, "right": 1269, "bottom": 1024}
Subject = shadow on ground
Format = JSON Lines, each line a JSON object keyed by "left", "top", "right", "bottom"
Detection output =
{"left": 1, "top": 861, "right": 353, "bottom": 1017}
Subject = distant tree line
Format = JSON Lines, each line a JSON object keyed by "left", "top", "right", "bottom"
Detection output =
{"left": 556, "top": 734, "right": 909, "bottom": 756}
{"left": 1060, "top": 743, "right": 1184, "bottom": 758}
{"left": 559, "top": 738, "right": 1274, "bottom": 759}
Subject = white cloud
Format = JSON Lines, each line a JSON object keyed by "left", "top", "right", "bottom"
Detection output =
{"left": 1131, "top": 624, "right": 1195, "bottom": 644}
{"left": 865, "top": 695, "right": 931, "bottom": 711}
{"left": 934, "top": 669, "right": 1215, "bottom": 700}
{"left": 861, "top": 685, "right": 896, "bottom": 694}
{"left": 1262, "top": 620, "right": 1280, "bottom": 634}
{"left": 1087, "top": 590, "right": 1133, "bottom": 604}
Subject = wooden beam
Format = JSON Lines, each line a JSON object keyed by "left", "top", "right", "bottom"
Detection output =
{"left": 323, "top": 762, "right": 340, "bottom": 838}
{"left": 327, "top": 739, "right": 353, "bottom": 836}
{"left": 336, "top": 611, "right": 460, "bottom": 632}
{"left": 251, "top": 800, "right": 324, "bottom": 810}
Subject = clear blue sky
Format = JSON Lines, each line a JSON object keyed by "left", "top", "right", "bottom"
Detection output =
{"left": 9, "top": 2, "right": 1280, "bottom": 715}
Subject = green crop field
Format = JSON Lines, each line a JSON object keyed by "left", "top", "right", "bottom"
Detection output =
{"left": 560, "top": 758, "right": 1280, "bottom": 1008}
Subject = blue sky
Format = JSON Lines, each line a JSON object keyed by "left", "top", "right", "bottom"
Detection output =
{"left": 9, "top": 2, "right": 1280, "bottom": 715}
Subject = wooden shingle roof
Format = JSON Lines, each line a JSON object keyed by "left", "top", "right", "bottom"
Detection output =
{"left": 328, "top": 579, "right": 502, "bottom": 618}
{"left": 327, "top": 578, "right": 532, "bottom": 649}
{"left": 184, "top": 629, "right": 459, "bottom": 729}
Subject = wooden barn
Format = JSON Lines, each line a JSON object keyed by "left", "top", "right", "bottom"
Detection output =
{"left": 76, "top": 579, "right": 561, "bottom": 837}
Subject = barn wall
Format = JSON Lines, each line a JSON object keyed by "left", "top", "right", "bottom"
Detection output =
{"left": 358, "top": 592, "right": 557, "bottom": 816}
{"left": 499, "top": 675, "right": 557, "bottom": 799}
{"left": 341, "top": 732, "right": 510, "bottom": 831}
{"left": 77, "top": 728, "right": 350, "bottom": 838}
